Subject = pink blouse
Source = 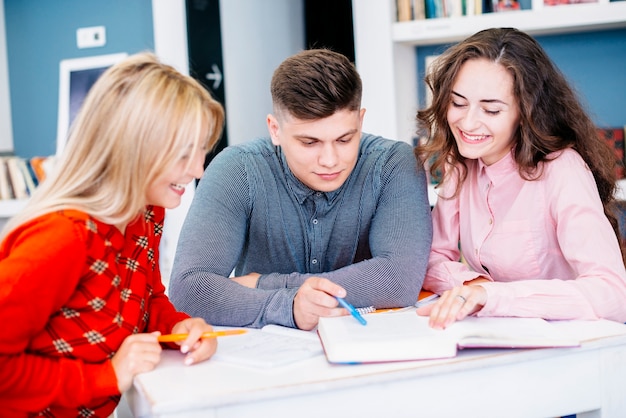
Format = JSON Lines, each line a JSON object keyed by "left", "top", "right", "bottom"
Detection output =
{"left": 425, "top": 148, "right": 626, "bottom": 322}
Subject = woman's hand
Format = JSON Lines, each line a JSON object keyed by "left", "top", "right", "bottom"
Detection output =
{"left": 417, "top": 282, "right": 488, "bottom": 329}
{"left": 111, "top": 332, "right": 162, "bottom": 393}
{"left": 170, "top": 317, "right": 218, "bottom": 365}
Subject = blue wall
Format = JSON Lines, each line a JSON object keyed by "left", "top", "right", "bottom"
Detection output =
{"left": 5, "top": 0, "right": 154, "bottom": 158}
{"left": 417, "top": 27, "right": 626, "bottom": 128}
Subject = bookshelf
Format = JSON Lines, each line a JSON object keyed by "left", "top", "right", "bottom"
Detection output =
{"left": 392, "top": 2, "right": 626, "bottom": 46}
{"left": 352, "top": 0, "right": 626, "bottom": 146}
{"left": 0, "top": 155, "right": 51, "bottom": 221}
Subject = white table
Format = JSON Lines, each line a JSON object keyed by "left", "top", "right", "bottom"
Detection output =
{"left": 128, "top": 322, "right": 626, "bottom": 418}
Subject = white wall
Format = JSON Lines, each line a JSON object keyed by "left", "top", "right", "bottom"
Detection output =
{"left": 352, "top": 0, "right": 416, "bottom": 144}
{"left": 151, "top": 0, "right": 194, "bottom": 288}
{"left": 152, "top": 0, "right": 305, "bottom": 285}
{"left": 220, "top": 0, "right": 304, "bottom": 145}
{"left": 0, "top": 0, "right": 13, "bottom": 153}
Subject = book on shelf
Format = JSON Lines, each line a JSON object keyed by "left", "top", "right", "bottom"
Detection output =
{"left": 494, "top": 0, "right": 522, "bottom": 10}
{"left": 415, "top": 0, "right": 530, "bottom": 18}
{"left": 414, "top": 0, "right": 427, "bottom": 19}
{"left": 29, "top": 156, "right": 55, "bottom": 183}
{"left": 0, "top": 155, "right": 56, "bottom": 201}
{"left": 397, "top": 0, "right": 426, "bottom": 21}
{"left": 492, "top": 0, "right": 532, "bottom": 10}
{"left": 317, "top": 309, "right": 626, "bottom": 364}
{"left": 24, "top": 159, "right": 40, "bottom": 188}
{"left": 425, "top": 0, "right": 444, "bottom": 17}
{"left": 0, "top": 157, "right": 12, "bottom": 200}
{"left": 544, "top": 0, "right": 598, "bottom": 5}
{"left": 17, "top": 158, "right": 37, "bottom": 196}
{"left": 397, "top": 0, "right": 413, "bottom": 20}
{"left": 597, "top": 126, "right": 625, "bottom": 179}
{"left": 5, "top": 157, "right": 29, "bottom": 200}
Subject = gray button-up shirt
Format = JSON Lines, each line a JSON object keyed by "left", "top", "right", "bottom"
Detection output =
{"left": 169, "top": 134, "right": 432, "bottom": 328}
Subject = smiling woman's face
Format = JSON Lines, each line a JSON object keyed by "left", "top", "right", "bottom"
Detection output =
{"left": 447, "top": 58, "right": 521, "bottom": 166}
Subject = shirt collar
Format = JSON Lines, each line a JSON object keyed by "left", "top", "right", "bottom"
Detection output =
{"left": 477, "top": 148, "right": 517, "bottom": 187}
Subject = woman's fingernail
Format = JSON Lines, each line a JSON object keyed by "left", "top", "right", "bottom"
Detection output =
{"left": 184, "top": 356, "right": 194, "bottom": 366}
{"left": 181, "top": 345, "right": 189, "bottom": 354}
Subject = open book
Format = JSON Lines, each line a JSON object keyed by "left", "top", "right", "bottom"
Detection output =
{"left": 317, "top": 310, "right": 626, "bottom": 364}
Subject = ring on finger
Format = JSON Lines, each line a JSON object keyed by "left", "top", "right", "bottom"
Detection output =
{"left": 456, "top": 295, "right": 467, "bottom": 304}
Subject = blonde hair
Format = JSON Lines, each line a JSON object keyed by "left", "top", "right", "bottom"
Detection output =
{"left": 2, "top": 52, "right": 224, "bottom": 238}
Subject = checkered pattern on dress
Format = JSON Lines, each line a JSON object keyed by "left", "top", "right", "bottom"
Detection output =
{"left": 29, "top": 207, "right": 164, "bottom": 417}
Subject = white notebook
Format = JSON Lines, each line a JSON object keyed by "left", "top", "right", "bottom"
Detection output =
{"left": 317, "top": 310, "right": 626, "bottom": 364}
{"left": 211, "top": 325, "right": 323, "bottom": 368}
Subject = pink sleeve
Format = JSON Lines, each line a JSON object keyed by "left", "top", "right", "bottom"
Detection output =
{"left": 425, "top": 180, "right": 487, "bottom": 294}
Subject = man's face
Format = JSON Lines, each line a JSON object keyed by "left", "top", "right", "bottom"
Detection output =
{"left": 267, "top": 108, "right": 365, "bottom": 192}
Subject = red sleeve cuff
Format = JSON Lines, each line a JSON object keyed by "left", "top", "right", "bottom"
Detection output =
{"left": 81, "top": 360, "right": 120, "bottom": 400}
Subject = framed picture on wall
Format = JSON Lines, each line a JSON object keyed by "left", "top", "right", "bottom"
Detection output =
{"left": 56, "top": 52, "right": 127, "bottom": 155}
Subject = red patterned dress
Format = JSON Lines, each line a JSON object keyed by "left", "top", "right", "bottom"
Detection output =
{"left": 0, "top": 206, "right": 188, "bottom": 417}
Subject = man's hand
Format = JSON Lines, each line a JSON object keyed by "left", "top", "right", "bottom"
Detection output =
{"left": 293, "top": 277, "right": 348, "bottom": 330}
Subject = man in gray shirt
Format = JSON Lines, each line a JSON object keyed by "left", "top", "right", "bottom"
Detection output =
{"left": 169, "top": 49, "right": 432, "bottom": 330}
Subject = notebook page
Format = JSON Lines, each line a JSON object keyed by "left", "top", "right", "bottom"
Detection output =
{"left": 211, "top": 326, "right": 323, "bottom": 368}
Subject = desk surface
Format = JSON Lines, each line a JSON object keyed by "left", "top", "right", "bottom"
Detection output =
{"left": 128, "top": 320, "right": 626, "bottom": 418}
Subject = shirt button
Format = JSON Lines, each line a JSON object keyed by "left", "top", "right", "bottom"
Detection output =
{"left": 315, "top": 192, "right": 322, "bottom": 197}
{"left": 312, "top": 259, "right": 318, "bottom": 265}
{"left": 489, "top": 218, "right": 493, "bottom": 225}
{"left": 312, "top": 219, "right": 318, "bottom": 225}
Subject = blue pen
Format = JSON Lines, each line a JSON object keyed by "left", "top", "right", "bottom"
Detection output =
{"left": 335, "top": 296, "right": 367, "bottom": 326}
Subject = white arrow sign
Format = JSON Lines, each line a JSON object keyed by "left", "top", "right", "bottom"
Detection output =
{"left": 205, "top": 64, "right": 222, "bottom": 90}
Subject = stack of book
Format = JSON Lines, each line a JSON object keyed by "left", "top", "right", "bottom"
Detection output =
{"left": 0, "top": 155, "right": 54, "bottom": 201}
{"left": 396, "top": 0, "right": 531, "bottom": 21}
{"left": 395, "top": 0, "right": 604, "bottom": 20}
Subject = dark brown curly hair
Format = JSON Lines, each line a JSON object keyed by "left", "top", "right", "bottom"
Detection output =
{"left": 414, "top": 27, "right": 624, "bottom": 261}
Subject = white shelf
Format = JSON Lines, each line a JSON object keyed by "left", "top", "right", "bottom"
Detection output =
{"left": 0, "top": 199, "right": 27, "bottom": 218}
{"left": 392, "top": 2, "right": 626, "bottom": 46}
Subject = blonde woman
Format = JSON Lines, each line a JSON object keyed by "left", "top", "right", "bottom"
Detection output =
{"left": 0, "top": 52, "right": 224, "bottom": 417}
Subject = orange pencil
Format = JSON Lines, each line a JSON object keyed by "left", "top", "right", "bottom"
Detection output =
{"left": 157, "top": 329, "right": 247, "bottom": 343}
